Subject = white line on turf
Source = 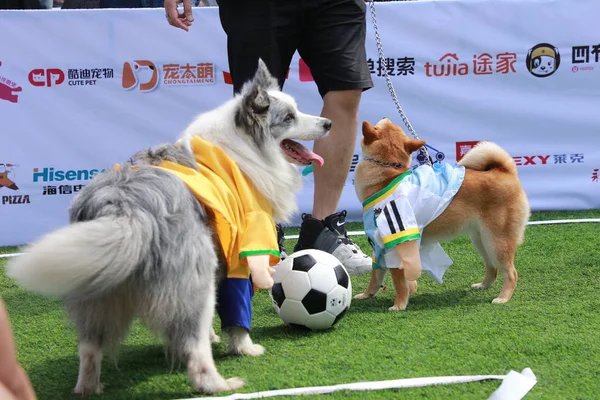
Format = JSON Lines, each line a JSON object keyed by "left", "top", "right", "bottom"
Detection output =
{"left": 178, "top": 368, "right": 537, "bottom": 400}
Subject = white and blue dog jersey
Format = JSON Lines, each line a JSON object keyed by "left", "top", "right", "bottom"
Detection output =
{"left": 362, "top": 162, "right": 466, "bottom": 284}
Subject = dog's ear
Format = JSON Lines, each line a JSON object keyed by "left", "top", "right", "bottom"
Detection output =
{"left": 242, "top": 84, "right": 270, "bottom": 117}
{"left": 238, "top": 59, "right": 278, "bottom": 119}
{"left": 252, "top": 59, "right": 280, "bottom": 92}
{"left": 236, "top": 78, "right": 271, "bottom": 147}
{"left": 362, "top": 121, "right": 379, "bottom": 145}
{"left": 404, "top": 138, "right": 426, "bottom": 154}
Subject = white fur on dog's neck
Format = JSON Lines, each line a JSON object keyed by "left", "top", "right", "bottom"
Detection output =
{"left": 176, "top": 95, "right": 302, "bottom": 224}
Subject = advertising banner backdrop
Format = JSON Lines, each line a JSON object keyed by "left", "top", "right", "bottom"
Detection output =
{"left": 1, "top": 0, "right": 599, "bottom": 246}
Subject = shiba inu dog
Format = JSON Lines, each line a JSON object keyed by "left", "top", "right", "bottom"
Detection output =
{"left": 353, "top": 118, "right": 530, "bottom": 311}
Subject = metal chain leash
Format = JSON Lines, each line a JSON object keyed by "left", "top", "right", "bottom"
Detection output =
{"left": 367, "top": 0, "right": 432, "bottom": 167}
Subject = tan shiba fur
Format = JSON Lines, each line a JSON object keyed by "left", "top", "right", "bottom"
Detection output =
{"left": 353, "top": 118, "right": 531, "bottom": 310}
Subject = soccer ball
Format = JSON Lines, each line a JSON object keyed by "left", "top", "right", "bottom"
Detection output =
{"left": 268, "top": 249, "right": 352, "bottom": 330}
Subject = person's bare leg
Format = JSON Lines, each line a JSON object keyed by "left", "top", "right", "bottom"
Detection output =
{"left": 293, "top": 88, "right": 372, "bottom": 275}
{"left": 0, "top": 297, "right": 37, "bottom": 400}
{"left": 312, "top": 89, "right": 362, "bottom": 220}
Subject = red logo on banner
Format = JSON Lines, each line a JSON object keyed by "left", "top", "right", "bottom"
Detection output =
{"left": 163, "top": 62, "right": 215, "bottom": 85}
{"left": 28, "top": 68, "right": 65, "bottom": 87}
{"left": 425, "top": 52, "right": 517, "bottom": 78}
{"left": 223, "top": 59, "right": 311, "bottom": 85}
{"left": 455, "top": 141, "right": 480, "bottom": 161}
{"left": 513, "top": 153, "right": 584, "bottom": 166}
{"left": 592, "top": 169, "right": 599, "bottom": 182}
{"left": 513, "top": 155, "right": 551, "bottom": 166}
{"left": 122, "top": 61, "right": 159, "bottom": 92}
{"left": 298, "top": 59, "right": 314, "bottom": 82}
{"left": 0, "top": 61, "right": 22, "bottom": 103}
{"left": 222, "top": 71, "right": 233, "bottom": 85}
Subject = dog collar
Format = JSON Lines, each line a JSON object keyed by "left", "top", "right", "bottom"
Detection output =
{"left": 363, "top": 156, "right": 405, "bottom": 169}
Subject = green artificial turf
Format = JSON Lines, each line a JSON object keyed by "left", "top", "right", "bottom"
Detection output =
{"left": 1, "top": 210, "right": 599, "bottom": 400}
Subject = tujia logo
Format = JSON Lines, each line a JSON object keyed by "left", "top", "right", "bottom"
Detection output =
{"left": 425, "top": 52, "right": 517, "bottom": 77}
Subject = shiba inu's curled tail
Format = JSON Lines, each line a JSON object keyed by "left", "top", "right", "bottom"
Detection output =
{"left": 6, "top": 216, "right": 147, "bottom": 299}
{"left": 458, "top": 141, "right": 518, "bottom": 175}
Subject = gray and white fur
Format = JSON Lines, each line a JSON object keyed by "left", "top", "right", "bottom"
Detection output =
{"left": 6, "top": 60, "right": 330, "bottom": 396}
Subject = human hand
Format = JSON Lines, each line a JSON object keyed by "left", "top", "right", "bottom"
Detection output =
{"left": 164, "top": 0, "right": 194, "bottom": 32}
{"left": 247, "top": 255, "right": 275, "bottom": 290}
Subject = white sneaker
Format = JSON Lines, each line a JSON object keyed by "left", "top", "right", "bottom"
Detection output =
{"left": 293, "top": 211, "right": 373, "bottom": 275}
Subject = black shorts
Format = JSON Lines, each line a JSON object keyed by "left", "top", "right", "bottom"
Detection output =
{"left": 217, "top": 0, "right": 374, "bottom": 98}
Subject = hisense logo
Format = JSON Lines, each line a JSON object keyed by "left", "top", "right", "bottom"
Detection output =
{"left": 33, "top": 167, "right": 107, "bottom": 183}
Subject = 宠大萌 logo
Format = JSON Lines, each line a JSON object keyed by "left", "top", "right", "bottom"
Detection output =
{"left": 123, "top": 60, "right": 216, "bottom": 92}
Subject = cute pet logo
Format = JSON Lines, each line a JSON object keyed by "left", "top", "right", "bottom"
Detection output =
{"left": 122, "top": 60, "right": 159, "bottom": 92}
{"left": 28, "top": 69, "right": 65, "bottom": 87}
{"left": 526, "top": 43, "right": 561, "bottom": 78}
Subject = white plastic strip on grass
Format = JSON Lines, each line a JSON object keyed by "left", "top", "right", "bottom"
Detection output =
{"left": 179, "top": 368, "right": 536, "bottom": 400}
{"left": 282, "top": 218, "right": 600, "bottom": 240}
{"left": 0, "top": 253, "right": 23, "bottom": 259}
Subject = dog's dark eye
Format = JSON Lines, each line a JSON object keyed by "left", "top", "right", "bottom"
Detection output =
{"left": 284, "top": 114, "right": 295, "bottom": 123}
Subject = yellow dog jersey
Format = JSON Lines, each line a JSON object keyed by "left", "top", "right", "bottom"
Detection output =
{"left": 155, "top": 135, "right": 281, "bottom": 279}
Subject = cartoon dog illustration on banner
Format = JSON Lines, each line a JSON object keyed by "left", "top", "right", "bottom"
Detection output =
{"left": 526, "top": 43, "right": 561, "bottom": 78}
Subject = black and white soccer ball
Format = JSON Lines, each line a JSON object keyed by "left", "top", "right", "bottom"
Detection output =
{"left": 269, "top": 249, "right": 352, "bottom": 330}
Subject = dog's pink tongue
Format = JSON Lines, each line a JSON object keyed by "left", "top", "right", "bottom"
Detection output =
{"left": 302, "top": 148, "right": 324, "bottom": 167}
{"left": 283, "top": 139, "right": 325, "bottom": 166}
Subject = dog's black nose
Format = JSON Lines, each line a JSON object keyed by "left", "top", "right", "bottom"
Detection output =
{"left": 323, "top": 120, "right": 332, "bottom": 131}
